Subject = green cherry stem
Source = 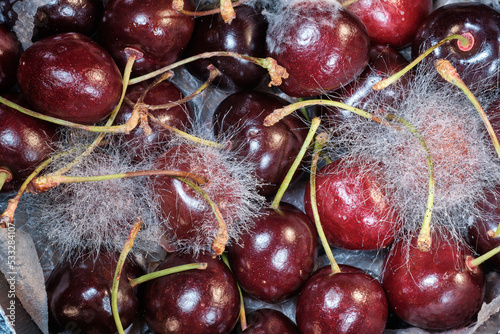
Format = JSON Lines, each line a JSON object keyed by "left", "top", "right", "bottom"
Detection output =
{"left": 128, "top": 262, "right": 208, "bottom": 287}
{"left": 221, "top": 253, "right": 247, "bottom": 331}
{"left": 112, "top": 217, "right": 143, "bottom": 334}
{"left": 270, "top": 117, "right": 321, "bottom": 209}
{"left": 468, "top": 245, "right": 500, "bottom": 270}
{"left": 0, "top": 168, "right": 12, "bottom": 192}
{"left": 309, "top": 132, "right": 341, "bottom": 274}
{"left": 372, "top": 33, "right": 473, "bottom": 91}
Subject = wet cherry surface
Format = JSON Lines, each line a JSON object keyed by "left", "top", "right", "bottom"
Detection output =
{"left": 227, "top": 203, "right": 317, "bottom": 303}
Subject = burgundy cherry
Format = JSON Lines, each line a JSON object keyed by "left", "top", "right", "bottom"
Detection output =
{"left": 304, "top": 157, "right": 400, "bottom": 250}
{"left": 46, "top": 252, "right": 143, "bottom": 333}
{"left": 227, "top": 203, "right": 317, "bottom": 304}
{"left": 0, "top": 24, "right": 22, "bottom": 92}
{"left": 143, "top": 253, "right": 240, "bottom": 334}
{"left": 32, "top": 0, "right": 104, "bottom": 41}
{"left": 266, "top": 1, "right": 370, "bottom": 97}
{"left": 213, "top": 91, "right": 308, "bottom": 197}
{"left": 382, "top": 231, "right": 485, "bottom": 330}
{"left": 17, "top": 32, "right": 122, "bottom": 124}
{"left": 241, "top": 308, "right": 299, "bottom": 334}
{"left": 412, "top": 3, "right": 500, "bottom": 92}
{"left": 341, "top": 0, "right": 432, "bottom": 48}
{"left": 0, "top": 93, "right": 58, "bottom": 192}
{"left": 183, "top": 5, "right": 268, "bottom": 90}
{"left": 296, "top": 265, "right": 388, "bottom": 334}
{"left": 99, "top": 0, "right": 195, "bottom": 75}
{"left": 115, "top": 80, "right": 193, "bottom": 162}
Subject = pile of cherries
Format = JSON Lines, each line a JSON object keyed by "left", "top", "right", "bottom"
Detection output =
{"left": 2, "top": 0, "right": 500, "bottom": 333}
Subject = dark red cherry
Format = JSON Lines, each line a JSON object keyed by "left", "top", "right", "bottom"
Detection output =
{"left": 296, "top": 264, "right": 388, "bottom": 334}
{"left": 319, "top": 44, "right": 410, "bottom": 130}
{"left": 469, "top": 185, "right": 500, "bottom": 271}
{"left": 183, "top": 5, "right": 268, "bottom": 90}
{"left": 115, "top": 80, "right": 193, "bottom": 162}
{"left": 0, "top": 93, "right": 58, "bottom": 192}
{"left": 227, "top": 203, "right": 317, "bottom": 304}
{"left": 241, "top": 308, "right": 299, "bottom": 334}
{"left": 341, "top": 0, "right": 432, "bottom": 49}
{"left": 17, "top": 32, "right": 122, "bottom": 124}
{"left": 99, "top": 0, "right": 195, "bottom": 75}
{"left": 213, "top": 91, "right": 308, "bottom": 197}
{"left": 412, "top": 3, "right": 500, "bottom": 92}
{"left": 32, "top": 0, "right": 104, "bottom": 41}
{"left": 304, "top": 158, "right": 400, "bottom": 250}
{"left": 46, "top": 252, "right": 143, "bottom": 333}
{"left": 382, "top": 231, "right": 485, "bottom": 330}
{"left": 0, "top": 24, "right": 22, "bottom": 92}
{"left": 266, "top": 1, "right": 370, "bottom": 97}
{"left": 143, "top": 253, "right": 240, "bottom": 334}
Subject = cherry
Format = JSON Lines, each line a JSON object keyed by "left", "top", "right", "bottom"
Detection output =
{"left": 304, "top": 157, "right": 400, "bottom": 250}
{"left": 227, "top": 203, "right": 317, "bottom": 304}
{"left": 212, "top": 91, "right": 308, "bottom": 197}
{"left": 0, "top": 23, "right": 22, "bottom": 92}
{"left": 0, "top": 92, "right": 59, "bottom": 192}
{"left": 17, "top": 32, "right": 122, "bottom": 124}
{"left": 266, "top": 1, "right": 370, "bottom": 97}
{"left": 412, "top": 3, "right": 500, "bottom": 92}
{"left": 98, "top": 0, "right": 195, "bottom": 75}
{"left": 32, "top": 0, "right": 104, "bottom": 42}
{"left": 296, "top": 264, "right": 388, "bottom": 334}
{"left": 115, "top": 80, "right": 194, "bottom": 162}
{"left": 46, "top": 251, "right": 143, "bottom": 333}
{"left": 382, "top": 231, "right": 485, "bottom": 330}
{"left": 143, "top": 253, "right": 240, "bottom": 333}
{"left": 469, "top": 185, "right": 500, "bottom": 271}
{"left": 241, "top": 308, "right": 299, "bottom": 334}
{"left": 183, "top": 4, "right": 268, "bottom": 91}
{"left": 341, "top": 0, "right": 432, "bottom": 49}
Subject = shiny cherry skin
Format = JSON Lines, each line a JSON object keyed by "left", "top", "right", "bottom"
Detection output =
{"left": 17, "top": 32, "right": 122, "bottom": 124}
{"left": 213, "top": 91, "right": 308, "bottom": 197}
{"left": 144, "top": 253, "right": 240, "bottom": 334}
{"left": 227, "top": 203, "right": 317, "bottom": 303}
{"left": 0, "top": 93, "right": 58, "bottom": 192}
{"left": 241, "top": 308, "right": 299, "bottom": 334}
{"left": 184, "top": 5, "right": 268, "bottom": 90}
{"left": 115, "top": 80, "right": 193, "bottom": 162}
{"left": 382, "top": 231, "right": 485, "bottom": 330}
{"left": 32, "top": 0, "right": 104, "bottom": 41}
{"left": 46, "top": 252, "right": 143, "bottom": 333}
{"left": 319, "top": 44, "right": 409, "bottom": 130}
{"left": 341, "top": 0, "right": 432, "bottom": 48}
{"left": 266, "top": 1, "right": 369, "bottom": 97}
{"left": 304, "top": 158, "right": 400, "bottom": 250}
{"left": 469, "top": 185, "right": 500, "bottom": 271}
{"left": 296, "top": 264, "right": 388, "bottom": 334}
{"left": 412, "top": 3, "right": 500, "bottom": 92}
{"left": 99, "top": 0, "right": 195, "bottom": 75}
{"left": 0, "top": 24, "right": 22, "bottom": 92}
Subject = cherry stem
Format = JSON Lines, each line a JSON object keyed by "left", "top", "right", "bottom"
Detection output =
{"left": 0, "top": 155, "right": 57, "bottom": 228}
{"left": 176, "top": 177, "right": 229, "bottom": 255}
{"left": 372, "top": 34, "right": 472, "bottom": 91}
{"left": 28, "top": 170, "right": 208, "bottom": 194}
{"left": 491, "top": 226, "right": 500, "bottom": 239}
{"left": 469, "top": 244, "right": 500, "bottom": 268}
{"left": 340, "top": 0, "right": 359, "bottom": 6}
{"left": 310, "top": 132, "right": 341, "bottom": 275}
{"left": 271, "top": 117, "right": 321, "bottom": 210}
{"left": 112, "top": 217, "right": 143, "bottom": 334}
{"left": 173, "top": 0, "right": 246, "bottom": 21}
{"left": 435, "top": 58, "right": 500, "bottom": 160}
{"left": 0, "top": 168, "right": 13, "bottom": 192}
{"left": 128, "top": 262, "right": 207, "bottom": 288}
{"left": 221, "top": 253, "right": 247, "bottom": 331}
{"left": 48, "top": 52, "right": 138, "bottom": 178}
{"left": 129, "top": 51, "right": 288, "bottom": 88}
{"left": 386, "top": 114, "right": 435, "bottom": 252}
